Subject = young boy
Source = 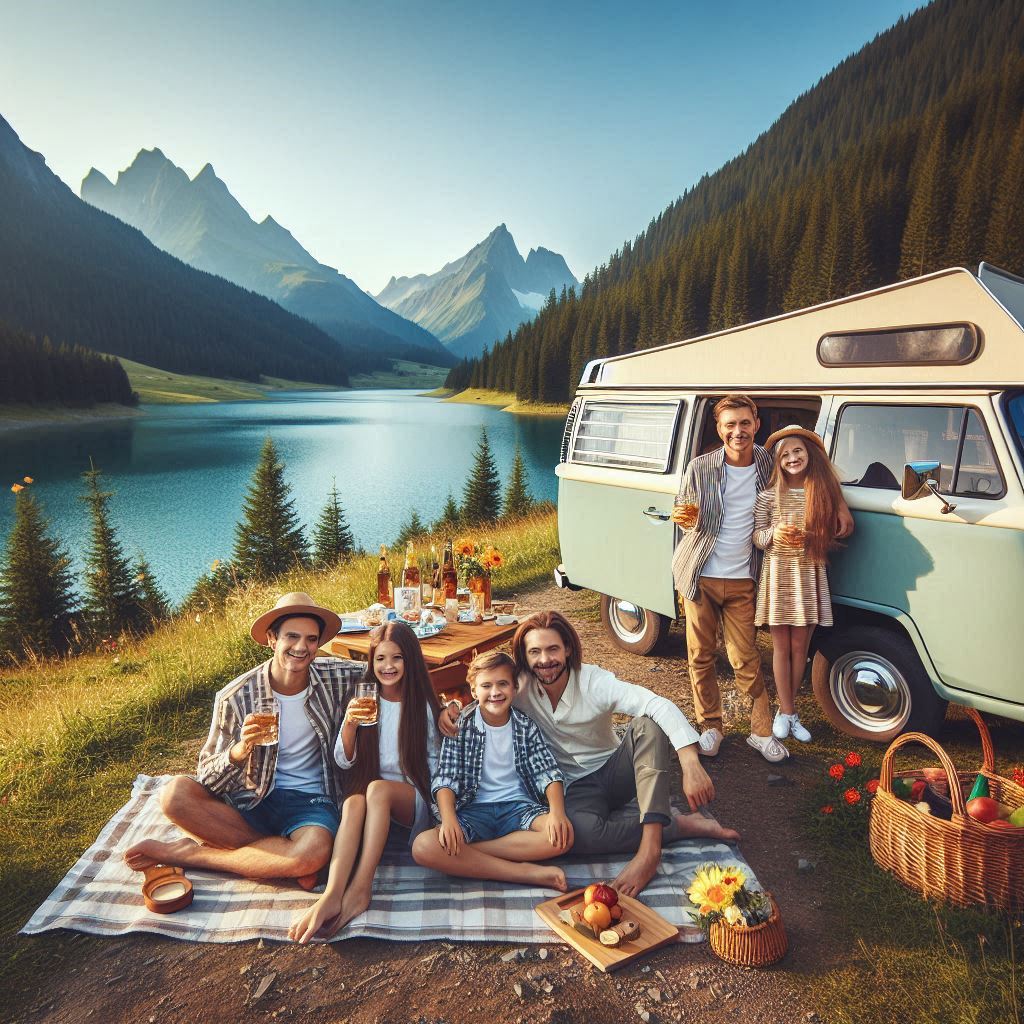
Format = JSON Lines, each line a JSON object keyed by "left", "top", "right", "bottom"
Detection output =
{"left": 411, "top": 651, "right": 572, "bottom": 891}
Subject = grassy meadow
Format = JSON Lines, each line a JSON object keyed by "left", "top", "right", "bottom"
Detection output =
{"left": 431, "top": 387, "right": 570, "bottom": 417}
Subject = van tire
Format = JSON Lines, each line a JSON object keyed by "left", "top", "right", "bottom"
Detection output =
{"left": 599, "top": 595, "right": 670, "bottom": 655}
{"left": 811, "top": 626, "right": 947, "bottom": 743}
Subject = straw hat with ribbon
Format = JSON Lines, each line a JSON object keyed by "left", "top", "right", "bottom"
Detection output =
{"left": 249, "top": 592, "right": 342, "bottom": 646}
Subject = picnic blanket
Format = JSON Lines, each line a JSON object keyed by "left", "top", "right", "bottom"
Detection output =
{"left": 21, "top": 775, "right": 756, "bottom": 945}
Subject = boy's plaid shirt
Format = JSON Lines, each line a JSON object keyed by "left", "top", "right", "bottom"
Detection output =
{"left": 432, "top": 703, "right": 563, "bottom": 810}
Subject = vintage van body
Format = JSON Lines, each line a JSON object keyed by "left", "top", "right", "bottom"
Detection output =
{"left": 554, "top": 264, "right": 1024, "bottom": 740}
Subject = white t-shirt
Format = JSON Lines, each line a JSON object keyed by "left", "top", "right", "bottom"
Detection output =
{"left": 474, "top": 709, "right": 529, "bottom": 804}
{"left": 273, "top": 688, "right": 324, "bottom": 794}
{"left": 702, "top": 462, "right": 757, "bottom": 579}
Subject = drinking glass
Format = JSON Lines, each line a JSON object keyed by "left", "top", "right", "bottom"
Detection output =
{"left": 251, "top": 697, "right": 279, "bottom": 746}
{"left": 778, "top": 511, "right": 805, "bottom": 553}
{"left": 354, "top": 680, "right": 379, "bottom": 727}
{"left": 444, "top": 597, "right": 460, "bottom": 621}
{"left": 469, "top": 591, "right": 485, "bottom": 618}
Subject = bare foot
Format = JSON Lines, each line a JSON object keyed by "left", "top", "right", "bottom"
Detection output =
{"left": 334, "top": 884, "right": 372, "bottom": 931}
{"left": 296, "top": 871, "right": 320, "bottom": 891}
{"left": 671, "top": 812, "right": 741, "bottom": 844}
{"left": 612, "top": 850, "right": 660, "bottom": 898}
{"left": 124, "top": 837, "right": 199, "bottom": 871}
{"left": 523, "top": 864, "right": 567, "bottom": 892}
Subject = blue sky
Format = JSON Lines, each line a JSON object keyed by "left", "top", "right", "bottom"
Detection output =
{"left": 0, "top": 0, "right": 925, "bottom": 293}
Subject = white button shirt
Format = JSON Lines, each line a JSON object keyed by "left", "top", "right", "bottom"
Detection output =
{"left": 513, "top": 663, "right": 700, "bottom": 788}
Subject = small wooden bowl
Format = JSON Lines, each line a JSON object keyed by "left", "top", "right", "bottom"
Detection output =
{"left": 142, "top": 865, "right": 194, "bottom": 914}
{"left": 708, "top": 894, "right": 787, "bottom": 967}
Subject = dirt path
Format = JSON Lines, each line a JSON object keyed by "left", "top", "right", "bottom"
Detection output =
{"left": 12, "top": 582, "right": 839, "bottom": 1024}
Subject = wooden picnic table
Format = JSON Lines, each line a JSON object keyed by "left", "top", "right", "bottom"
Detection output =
{"left": 328, "top": 617, "right": 519, "bottom": 703}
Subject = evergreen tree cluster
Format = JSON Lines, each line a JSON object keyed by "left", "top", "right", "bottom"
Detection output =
{"left": 446, "top": 0, "right": 1024, "bottom": 403}
{"left": 0, "top": 320, "right": 137, "bottom": 406}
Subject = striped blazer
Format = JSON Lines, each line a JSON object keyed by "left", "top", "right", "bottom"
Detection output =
{"left": 671, "top": 444, "right": 774, "bottom": 601}
{"left": 196, "top": 656, "right": 363, "bottom": 810}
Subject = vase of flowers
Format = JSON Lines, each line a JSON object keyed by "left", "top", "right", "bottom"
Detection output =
{"left": 454, "top": 539, "right": 504, "bottom": 612}
{"left": 687, "top": 864, "right": 787, "bottom": 967}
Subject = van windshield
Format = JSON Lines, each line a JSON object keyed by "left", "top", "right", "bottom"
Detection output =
{"left": 1007, "top": 392, "right": 1024, "bottom": 463}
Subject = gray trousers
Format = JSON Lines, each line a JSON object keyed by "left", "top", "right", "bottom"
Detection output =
{"left": 564, "top": 716, "right": 679, "bottom": 856}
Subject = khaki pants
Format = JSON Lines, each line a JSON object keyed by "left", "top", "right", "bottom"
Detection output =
{"left": 683, "top": 577, "right": 772, "bottom": 737}
{"left": 565, "top": 717, "right": 681, "bottom": 856}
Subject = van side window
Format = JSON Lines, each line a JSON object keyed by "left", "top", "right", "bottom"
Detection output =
{"left": 833, "top": 404, "right": 1004, "bottom": 498}
{"left": 569, "top": 400, "right": 682, "bottom": 472}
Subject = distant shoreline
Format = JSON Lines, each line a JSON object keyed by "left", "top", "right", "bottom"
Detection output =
{"left": 424, "top": 387, "right": 569, "bottom": 418}
{"left": 0, "top": 403, "right": 143, "bottom": 435}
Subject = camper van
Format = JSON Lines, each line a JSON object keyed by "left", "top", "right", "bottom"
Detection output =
{"left": 554, "top": 264, "right": 1024, "bottom": 741}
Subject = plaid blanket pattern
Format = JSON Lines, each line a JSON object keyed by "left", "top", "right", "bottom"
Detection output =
{"left": 21, "top": 775, "right": 756, "bottom": 945}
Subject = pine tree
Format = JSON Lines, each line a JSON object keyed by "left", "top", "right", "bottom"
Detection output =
{"left": 312, "top": 479, "right": 355, "bottom": 568}
{"left": 394, "top": 509, "right": 427, "bottom": 547}
{"left": 433, "top": 492, "right": 462, "bottom": 532}
{"left": 461, "top": 428, "right": 501, "bottom": 524}
{"left": 0, "top": 487, "right": 76, "bottom": 658}
{"left": 134, "top": 554, "right": 171, "bottom": 625}
{"left": 501, "top": 444, "right": 534, "bottom": 520}
{"left": 898, "top": 117, "right": 952, "bottom": 280}
{"left": 80, "top": 460, "right": 145, "bottom": 639}
{"left": 233, "top": 437, "right": 309, "bottom": 579}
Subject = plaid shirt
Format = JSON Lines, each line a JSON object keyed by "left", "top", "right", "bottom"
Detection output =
{"left": 197, "top": 656, "right": 364, "bottom": 811}
{"left": 432, "top": 704, "right": 563, "bottom": 811}
{"left": 671, "top": 444, "right": 774, "bottom": 601}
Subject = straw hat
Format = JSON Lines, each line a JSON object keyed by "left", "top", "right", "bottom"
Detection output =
{"left": 764, "top": 424, "right": 827, "bottom": 453}
{"left": 249, "top": 592, "right": 342, "bottom": 646}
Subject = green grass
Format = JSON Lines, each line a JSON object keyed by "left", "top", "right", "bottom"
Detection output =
{"left": 441, "top": 387, "right": 570, "bottom": 417}
{"left": 350, "top": 359, "right": 450, "bottom": 389}
{"left": 792, "top": 702, "right": 1023, "bottom": 1023}
{"left": 0, "top": 510, "right": 559, "bottom": 996}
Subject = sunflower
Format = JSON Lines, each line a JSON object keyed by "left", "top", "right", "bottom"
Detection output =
{"left": 719, "top": 867, "right": 747, "bottom": 892}
{"left": 687, "top": 865, "right": 735, "bottom": 913}
{"left": 483, "top": 547, "right": 504, "bottom": 570}
{"left": 455, "top": 537, "right": 475, "bottom": 558}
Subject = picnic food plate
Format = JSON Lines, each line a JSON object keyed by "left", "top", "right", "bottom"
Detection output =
{"left": 411, "top": 619, "right": 447, "bottom": 640}
{"left": 338, "top": 619, "right": 371, "bottom": 634}
{"left": 534, "top": 888, "right": 680, "bottom": 972}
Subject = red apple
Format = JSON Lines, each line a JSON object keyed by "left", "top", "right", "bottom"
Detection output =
{"left": 966, "top": 797, "right": 1001, "bottom": 823}
{"left": 591, "top": 883, "right": 618, "bottom": 908}
{"left": 988, "top": 819, "right": 1013, "bottom": 829}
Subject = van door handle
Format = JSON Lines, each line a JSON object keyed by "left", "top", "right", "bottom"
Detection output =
{"left": 643, "top": 507, "right": 671, "bottom": 521}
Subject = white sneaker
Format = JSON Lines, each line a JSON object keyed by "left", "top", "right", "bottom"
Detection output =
{"left": 746, "top": 732, "right": 790, "bottom": 763}
{"left": 789, "top": 714, "right": 812, "bottom": 743}
{"left": 772, "top": 710, "right": 790, "bottom": 740}
{"left": 698, "top": 728, "right": 724, "bottom": 757}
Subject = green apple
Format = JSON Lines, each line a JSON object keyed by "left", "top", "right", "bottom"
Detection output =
{"left": 1008, "top": 806, "right": 1024, "bottom": 827}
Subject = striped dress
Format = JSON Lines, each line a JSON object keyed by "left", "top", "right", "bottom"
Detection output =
{"left": 752, "top": 488, "right": 833, "bottom": 627}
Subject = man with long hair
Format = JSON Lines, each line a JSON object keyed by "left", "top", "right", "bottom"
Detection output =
{"left": 507, "top": 610, "right": 739, "bottom": 896}
{"left": 672, "top": 395, "right": 853, "bottom": 763}
{"left": 124, "top": 591, "right": 360, "bottom": 886}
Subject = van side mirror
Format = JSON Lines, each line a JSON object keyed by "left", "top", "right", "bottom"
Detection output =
{"left": 902, "top": 461, "right": 957, "bottom": 515}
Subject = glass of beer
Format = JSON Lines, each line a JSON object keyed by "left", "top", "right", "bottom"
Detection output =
{"left": 778, "top": 512, "right": 806, "bottom": 553}
{"left": 676, "top": 502, "right": 699, "bottom": 529}
{"left": 354, "top": 680, "right": 379, "bottom": 727}
{"left": 251, "top": 697, "right": 279, "bottom": 746}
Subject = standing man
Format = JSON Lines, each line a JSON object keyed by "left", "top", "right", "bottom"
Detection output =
{"left": 125, "top": 592, "right": 362, "bottom": 886}
{"left": 671, "top": 395, "right": 852, "bottom": 763}
{"left": 510, "top": 610, "right": 739, "bottom": 896}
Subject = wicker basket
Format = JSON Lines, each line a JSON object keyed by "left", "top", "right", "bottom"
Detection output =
{"left": 708, "top": 894, "right": 787, "bottom": 967}
{"left": 869, "top": 707, "right": 1024, "bottom": 913}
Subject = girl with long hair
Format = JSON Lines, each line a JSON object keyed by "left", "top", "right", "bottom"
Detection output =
{"left": 289, "top": 620, "right": 441, "bottom": 942}
{"left": 753, "top": 425, "right": 847, "bottom": 744}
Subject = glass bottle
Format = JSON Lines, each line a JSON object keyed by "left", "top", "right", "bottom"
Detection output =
{"left": 377, "top": 545, "right": 393, "bottom": 607}
{"left": 430, "top": 544, "right": 442, "bottom": 606}
{"left": 402, "top": 540, "right": 420, "bottom": 589}
{"left": 442, "top": 540, "right": 458, "bottom": 600}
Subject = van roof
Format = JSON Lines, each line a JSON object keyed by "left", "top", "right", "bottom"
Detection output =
{"left": 583, "top": 265, "right": 1024, "bottom": 392}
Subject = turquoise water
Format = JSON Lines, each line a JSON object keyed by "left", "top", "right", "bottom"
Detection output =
{"left": 1, "top": 390, "right": 563, "bottom": 604}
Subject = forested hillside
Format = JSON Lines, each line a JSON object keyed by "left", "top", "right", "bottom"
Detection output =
{"left": 446, "top": 0, "right": 1024, "bottom": 401}
{"left": 0, "top": 321, "right": 136, "bottom": 406}
{"left": 0, "top": 115, "right": 352, "bottom": 387}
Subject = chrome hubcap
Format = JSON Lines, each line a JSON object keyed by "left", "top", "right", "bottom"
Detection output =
{"left": 830, "top": 651, "right": 911, "bottom": 733}
{"left": 608, "top": 599, "right": 646, "bottom": 642}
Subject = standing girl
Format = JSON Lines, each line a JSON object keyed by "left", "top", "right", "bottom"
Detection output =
{"left": 289, "top": 620, "right": 441, "bottom": 942}
{"left": 753, "top": 425, "right": 847, "bottom": 743}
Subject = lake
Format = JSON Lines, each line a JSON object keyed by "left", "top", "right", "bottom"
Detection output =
{"left": 1, "top": 390, "right": 564, "bottom": 604}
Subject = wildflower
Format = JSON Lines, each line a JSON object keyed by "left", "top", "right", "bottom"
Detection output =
{"left": 211, "top": 559, "right": 221, "bottom": 571}
{"left": 820, "top": 804, "right": 834, "bottom": 815}
{"left": 687, "top": 864, "right": 735, "bottom": 912}
{"left": 845, "top": 751, "right": 862, "bottom": 768}
{"left": 844, "top": 787, "right": 862, "bottom": 805}
{"left": 828, "top": 763, "right": 845, "bottom": 781}
{"left": 135, "top": 573, "right": 146, "bottom": 582}
{"left": 23, "top": 476, "right": 33, "bottom": 484}
{"left": 11, "top": 483, "right": 24, "bottom": 493}
{"left": 720, "top": 868, "right": 747, "bottom": 891}
{"left": 1013, "top": 766, "right": 1024, "bottom": 788}
{"left": 866, "top": 779, "right": 880, "bottom": 795}
{"left": 722, "top": 905, "right": 745, "bottom": 927}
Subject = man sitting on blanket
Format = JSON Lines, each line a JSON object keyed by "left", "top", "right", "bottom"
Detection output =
{"left": 124, "top": 592, "right": 363, "bottom": 888}
{"left": 446, "top": 610, "right": 739, "bottom": 896}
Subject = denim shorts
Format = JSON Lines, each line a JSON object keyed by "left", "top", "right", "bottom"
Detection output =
{"left": 456, "top": 798, "right": 547, "bottom": 843}
{"left": 239, "top": 788, "right": 340, "bottom": 838}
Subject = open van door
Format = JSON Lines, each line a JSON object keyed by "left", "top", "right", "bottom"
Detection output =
{"left": 555, "top": 397, "right": 687, "bottom": 653}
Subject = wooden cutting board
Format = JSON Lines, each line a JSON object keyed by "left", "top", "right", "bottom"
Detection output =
{"left": 534, "top": 888, "right": 681, "bottom": 972}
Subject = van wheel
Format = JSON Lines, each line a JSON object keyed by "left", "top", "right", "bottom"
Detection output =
{"left": 811, "top": 626, "right": 947, "bottom": 742}
{"left": 599, "top": 595, "right": 669, "bottom": 655}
